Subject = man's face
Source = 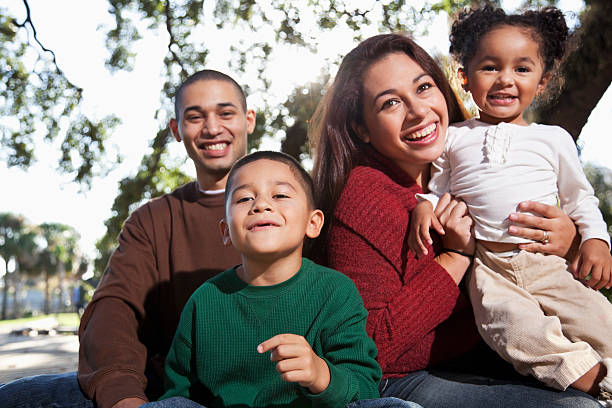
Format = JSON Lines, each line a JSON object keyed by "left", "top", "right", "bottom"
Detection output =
{"left": 170, "top": 79, "right": 255, "bottom": 189}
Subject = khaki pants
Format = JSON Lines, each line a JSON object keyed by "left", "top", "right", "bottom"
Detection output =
{"left": 468, "top": 243, "right": 612, "bottom": 390}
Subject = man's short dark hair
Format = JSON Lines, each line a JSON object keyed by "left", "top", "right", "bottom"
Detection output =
{"left": 225, "top": 151, "right": 316, "bottom": 210}
{"left": 174, "top": 70, "right": 247, "bottom": 120}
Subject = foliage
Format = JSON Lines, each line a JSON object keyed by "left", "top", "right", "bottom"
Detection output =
{"left": 0, "top": 2, "right": 120, "bottom": 187}
{"left": 0, "top": 213, "right": 39, "bottom": 319}
{"left": 7, "top": 0, "right": 610, "bottom": 282}
{"left": 0, "top": 212, "right": 86, "bottom": 318}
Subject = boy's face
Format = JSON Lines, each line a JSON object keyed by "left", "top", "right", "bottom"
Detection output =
{"left": 463, "top": 25, "right": 549, "bottom": 126}
{"left": 220, "top": 159, "right": 323, "bottom": 262}
{"left": 169, "top": 79, "right": 256, "bottom": 189}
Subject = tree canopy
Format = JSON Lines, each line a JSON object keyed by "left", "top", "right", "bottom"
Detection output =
{"left": 2, "top": 0, "right": 610, "bottom": 279}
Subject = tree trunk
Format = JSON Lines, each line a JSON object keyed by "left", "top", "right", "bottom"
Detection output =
{"left": 44, "top": 269, "right": 50, "bottom": 315}
{"left": 535, "top": 0, "right": 612, "bottom": 141}
{"left": 1, "top": 258, "right": 9, "bottom": 320}
{"left": 11, "top": 262, "right": 20, "bottom": 318}
{"left": 58, "top": 261, "right": 66, "bottom": 312}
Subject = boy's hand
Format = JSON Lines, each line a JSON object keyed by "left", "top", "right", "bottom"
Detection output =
{"left": 258, "top": 334, "right": 330, "bottom": 394}
{"left": 408, "top": 200, "right": 444, "bottom": 258}
{"left": 574, "top": 239, "right": 612, "bottom": 290}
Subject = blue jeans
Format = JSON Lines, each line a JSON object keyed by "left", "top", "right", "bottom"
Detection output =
{"left": 348, "top": 397, "right": 423, "bottom": 407}
{"left": 379, "top": 369, "right": 601, "bottom": 408}
{"left": 142, "top": 397, "right": 421, "bottom": 408}
{"left": 140, "top": 397, "right": 204, "bottom": 407}
{"left": 0, "top": 372, "right": 419, "bottom": 408}
{"left": 0, "top": 372, "right": 92, "bottom": 408}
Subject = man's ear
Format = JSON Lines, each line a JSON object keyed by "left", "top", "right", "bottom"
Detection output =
{"left": 537, "top": 72, "right": 551, "bottom": 95}
{"left": 305, "top": 209, "right": 325, "bottom": 239}
{"left": 457, "top": 68, "right": 469, "bottom": 92}
{"left": 219, "top": 219, "right": 232, "bottom": 246}
{"left": 246, "top": 109, "right": 256, "bottom": 134}
{"left": 169, "top": 118, "right": 181, "bottom": 142}
{"left": 353, "top": 123, "right": 370, "bottom": 144}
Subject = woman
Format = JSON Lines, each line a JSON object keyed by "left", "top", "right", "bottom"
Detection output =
{"left": 309, "top": 33, "right": 599, "bottom": 407}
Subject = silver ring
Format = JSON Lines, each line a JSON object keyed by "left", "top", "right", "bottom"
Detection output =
{"left": 541, "top": 230, "right": 550, "bottom": 244}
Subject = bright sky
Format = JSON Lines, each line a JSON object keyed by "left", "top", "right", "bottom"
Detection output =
{"left": 1, "top": 0, "right": 610, "bottom": 268}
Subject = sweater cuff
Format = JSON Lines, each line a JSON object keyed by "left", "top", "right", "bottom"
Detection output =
{"left": 304, "top": 361, "right": 349, "bottom": 408}
{"left": 95, "top": 372, "right": 147, "bottom": 408}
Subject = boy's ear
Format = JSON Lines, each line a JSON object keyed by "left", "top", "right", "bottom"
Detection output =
{"left": 353, "top": 123, "right": 370, "bottom": 144}
{"left": 537, "top": 72, "right": 551, "bottom": 95}
{"left": 457, "top": 68, "right": 469, "bottom": 92}
{"left": 219, "top": 219, "right": 233, "bottom": 246}
{"left": 169, "top": 118, "right": 181, "bottom": 142}
{"left": 305, "top": 209, "right": 325, "bottom": 239}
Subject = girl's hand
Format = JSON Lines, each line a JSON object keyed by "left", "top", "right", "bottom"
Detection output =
{"left": 258, "top": 334, "right": 330, "bottom": 394}
{"left": 574, "top": 239, "right": 612, "bottom": 290}
{"left": 436, "top": 193, "right": 475, "bottom": 256}
{"left": 433, "top": 193, "right": 475, "bottom": 285}
{"left": 508, "top": 201, "right": 578, "bottom": 261}
{"left": 408, "top": 200, "right": 445, "bottom": 258}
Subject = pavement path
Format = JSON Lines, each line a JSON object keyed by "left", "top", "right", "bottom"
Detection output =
{"left": 0, "top": 317, "right": 79, "bottom": 384}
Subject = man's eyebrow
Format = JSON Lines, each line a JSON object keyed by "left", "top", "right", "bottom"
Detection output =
{"left": 183, "top": 102, "right": 238, "bottom": 115}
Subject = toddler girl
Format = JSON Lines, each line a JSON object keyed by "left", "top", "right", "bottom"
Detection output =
{"left": 409, "top": 6, "right": 612, "bottom": 406}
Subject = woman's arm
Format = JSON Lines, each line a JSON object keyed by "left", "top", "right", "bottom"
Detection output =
{"left": 328, "top": 219, "right": 478, "bottom": 373}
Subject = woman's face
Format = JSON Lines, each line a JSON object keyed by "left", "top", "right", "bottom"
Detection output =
{"left": 359, "top": 52, "right": 449, "bottom": 182}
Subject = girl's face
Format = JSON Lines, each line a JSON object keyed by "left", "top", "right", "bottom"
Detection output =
{"left": 359, "top": 52, "right": 448, "bottom": 184}
{"left": 463, "top": 25, "right": 549, "bottom": 126}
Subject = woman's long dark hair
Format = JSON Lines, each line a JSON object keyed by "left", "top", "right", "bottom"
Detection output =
{"left": 307, "top": 33, "right": 467, "bottom": 262}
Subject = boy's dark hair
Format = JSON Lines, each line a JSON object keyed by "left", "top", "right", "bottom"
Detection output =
{"left": 449, "top": 6, "right": 568, "bottom": 74}
{"left": 225, "top": 151, "right": 316, "bottom": 210}
{"left": 174, "top": 69, "right": 247, "bottom": 119}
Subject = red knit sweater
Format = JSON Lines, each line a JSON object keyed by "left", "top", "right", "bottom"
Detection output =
{"left": 328, "top": 151, "right": 481, "bottom": 378}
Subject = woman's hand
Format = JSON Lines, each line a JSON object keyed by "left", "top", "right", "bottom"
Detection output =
{"left": 433, "top": 193, "right": 475, "bottom": 284}
{"left": 508, "top": 201, "right": 579, "bottom": 262}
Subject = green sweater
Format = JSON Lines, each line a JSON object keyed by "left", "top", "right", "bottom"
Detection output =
{"left": 162, "top": 258, "right": 381, "bottom": 407}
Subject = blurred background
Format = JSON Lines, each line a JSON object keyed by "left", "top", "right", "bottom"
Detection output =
{"left": 1, "top": 0, "right": 610, "bottom": 327}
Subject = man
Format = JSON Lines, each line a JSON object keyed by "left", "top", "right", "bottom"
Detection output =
{"left": 0, "top": 70, "right": 255, "bottom": 408}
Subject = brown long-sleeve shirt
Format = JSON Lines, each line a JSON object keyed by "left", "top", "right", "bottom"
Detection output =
{"left": 78, "top": 182, "right": 241, "bottom": 408}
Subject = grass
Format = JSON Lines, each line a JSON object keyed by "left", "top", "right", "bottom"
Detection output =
{"left": 0, "top": 313, "right": 80, "bottom": 327}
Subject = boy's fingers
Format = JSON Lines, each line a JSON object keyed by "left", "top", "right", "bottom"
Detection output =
{"left": 275, "top": 357, "right": 304, "bottom": 373}
{"left": 258, "top": 333, "right": 299, "bottom": 353}
{"left": 270, "top": 344, "right": 307, "bottom": 362}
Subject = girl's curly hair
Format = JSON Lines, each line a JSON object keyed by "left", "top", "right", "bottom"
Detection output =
{"left": 449, "top": 5, "right": 569, "bottom": 74}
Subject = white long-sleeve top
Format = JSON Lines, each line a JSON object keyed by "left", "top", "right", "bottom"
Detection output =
{"left": 418, "top": 118, "right": 610, "bottom": 246}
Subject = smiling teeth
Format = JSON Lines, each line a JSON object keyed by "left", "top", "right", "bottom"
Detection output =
{"left": 405, "top": 123, "right": 436, "bottom": 140}
{"left": 204, "top": 143, "right": 227, "bottom": 150}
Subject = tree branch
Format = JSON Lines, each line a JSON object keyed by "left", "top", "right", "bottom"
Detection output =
{"left": 14, "top": 0, "right": 82, "bottom": 91}
{"left": 164, "top": 0, "right": 188, "bottom": 77}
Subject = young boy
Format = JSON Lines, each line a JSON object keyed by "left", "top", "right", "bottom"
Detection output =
{"left": 156, "top": 151, "right": 382, "bottom": 407}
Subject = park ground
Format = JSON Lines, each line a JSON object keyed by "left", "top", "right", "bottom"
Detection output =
{"left": 0, "top": 314, "right": 79, "bottom": 383}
